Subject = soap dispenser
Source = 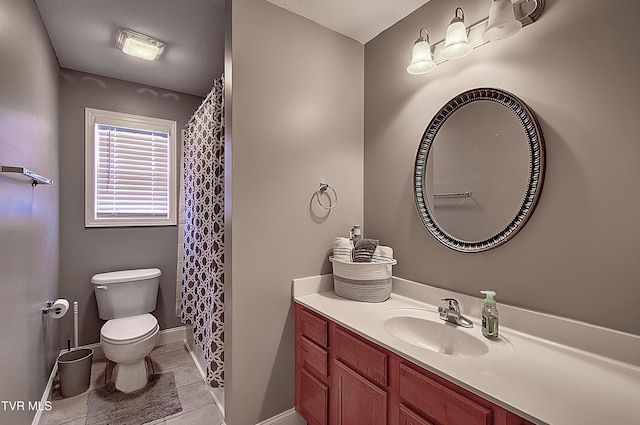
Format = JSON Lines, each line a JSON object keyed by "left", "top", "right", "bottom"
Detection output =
{"left": 480, "top": 290, "right": 499, "bottom": 340}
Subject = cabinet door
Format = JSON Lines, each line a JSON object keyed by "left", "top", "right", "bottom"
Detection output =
{"left": 333, "top": 360, "right": 387, "bottom": 425}
{"left": 299, "top": 367, "right": 329, "bottom": 425}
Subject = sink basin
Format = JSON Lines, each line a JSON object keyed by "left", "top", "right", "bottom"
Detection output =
{"left": 376, "top": 308, "right": 513, "bottom": 359}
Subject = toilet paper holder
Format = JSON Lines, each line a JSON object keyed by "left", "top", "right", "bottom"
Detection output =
{"left": 42, "top": 300, "right": 59, "bottom": 315}
{"left": 42, "top": 300, "right": 66, "bottom": 316}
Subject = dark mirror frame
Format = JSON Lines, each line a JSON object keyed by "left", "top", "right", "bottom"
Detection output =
{"left": 414, "top": 88, "right": 545, "bottom": 253}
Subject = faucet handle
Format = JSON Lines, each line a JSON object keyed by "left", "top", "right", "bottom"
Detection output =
{"left": 441, "top": 298, "right": 459, "bottom": 312}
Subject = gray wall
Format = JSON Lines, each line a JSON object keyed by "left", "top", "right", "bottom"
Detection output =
{"left": 364, "top": 0, "right": 640, "bottom": 335}
{"left": 226, "top": 0, "right": 364, "bottom": 423}
{"left": 0, "top": 1, "right": 59, "bottom": 424}
{"left": 58, "top": 69, "right": 203, "bottom": 345}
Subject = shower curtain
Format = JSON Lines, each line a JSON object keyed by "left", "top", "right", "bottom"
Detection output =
{"left": 178, "top": 76, "right": 225, "bottom": 387}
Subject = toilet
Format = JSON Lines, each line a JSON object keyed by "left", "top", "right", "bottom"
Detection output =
{"left": 92, "top": 268, "right": 161, "bottom": 393}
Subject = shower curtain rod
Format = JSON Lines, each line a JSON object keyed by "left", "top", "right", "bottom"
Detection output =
{"left": 187, "top": 75, "right": 223, "bottom": 127}
{"left": 187, "top": 90, "right": 214, "bottom": 127}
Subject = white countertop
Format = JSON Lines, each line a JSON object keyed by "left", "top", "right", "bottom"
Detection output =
{"left": 292, "top": 275, "right": 640, "bottom": 425}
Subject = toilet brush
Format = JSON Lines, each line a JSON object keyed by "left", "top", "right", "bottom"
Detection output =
{"left": 74, "top": 301, "right": 79, "bottom": 349}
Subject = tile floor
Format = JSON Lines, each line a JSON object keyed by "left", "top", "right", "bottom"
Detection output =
{"left": 40, "top": 342, "right": 225, "bottom": 425}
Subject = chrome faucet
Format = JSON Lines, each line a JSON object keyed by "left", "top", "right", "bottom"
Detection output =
{"left": 438, "top": 298, "right": 473, "bottom": 328}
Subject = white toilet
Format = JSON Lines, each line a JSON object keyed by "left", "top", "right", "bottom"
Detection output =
{"left": 92, "top": 268, "right": 161, "bottom": 393}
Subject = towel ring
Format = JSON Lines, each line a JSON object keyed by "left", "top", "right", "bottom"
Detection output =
{"left": 316, "top": 183, "right": 337, "bottom": 210}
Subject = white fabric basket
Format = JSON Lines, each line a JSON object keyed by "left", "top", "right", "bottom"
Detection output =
{"left": 330, "top": 256, "right": 397, "bottom": 303}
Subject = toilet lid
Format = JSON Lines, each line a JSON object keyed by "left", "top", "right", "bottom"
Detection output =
{"left": 101, "top": 314, "right": 158, "bottom": 343}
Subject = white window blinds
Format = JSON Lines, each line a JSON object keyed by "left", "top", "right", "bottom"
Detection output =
{"left": 96, "top": 124, "right": 169, "bottom": 217}
{"left": 85, "top": 108, "right": 176, "bottom": 227}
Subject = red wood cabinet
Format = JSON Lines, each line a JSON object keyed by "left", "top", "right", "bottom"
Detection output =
{"left": 299, "top": 367, "right": 329, "bottom": 425}
{"left": 333, "top": 360, "right": 387, "bottom": 425}
{"left": 505, "top": 412, "right": 536, "bottom": 425}
{"left": 400, "top": 404, "right": 435, "bottom": 425}
{"left": 399, "top": 363, "right": 492, "bottom": 425}
{"left": 295, "top": 304, "right": 535, "bottom": 425}
{"left": 296, "top": 305, "right": 330, "bottom": 425}
{"left": 333, "top": 326, "right": 388, "bottom": 388}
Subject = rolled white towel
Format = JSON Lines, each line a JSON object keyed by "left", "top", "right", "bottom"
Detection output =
{"left": 333, "top": 237, "right": 353, "bottom": 261}
{"left": 372, "top": 245, "right": 394, "bottom": 262}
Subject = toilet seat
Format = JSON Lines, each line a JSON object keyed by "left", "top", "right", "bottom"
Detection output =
{"left": 101, "top": 314, "right": 158, "bottom": 345}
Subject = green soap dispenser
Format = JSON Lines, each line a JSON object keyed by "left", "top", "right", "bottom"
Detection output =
{"left": 480, "top": 290, "right": 499, "bottom": 340}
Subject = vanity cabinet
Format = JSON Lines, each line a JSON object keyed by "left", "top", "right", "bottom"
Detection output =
{"left": 295, "top": 304, "right": 535, "bottom": 425}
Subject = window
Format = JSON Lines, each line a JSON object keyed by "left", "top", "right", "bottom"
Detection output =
{"left": 85, "top": 108, "right": 177, "bottom": 227}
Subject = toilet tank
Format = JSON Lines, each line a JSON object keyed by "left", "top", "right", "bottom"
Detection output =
{"left": 92, "top": 268, "right": 161, "bottom": 320}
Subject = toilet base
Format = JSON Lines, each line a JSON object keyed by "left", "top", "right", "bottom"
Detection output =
{"left": 112, "top": 359, "right": 149, "bottom": 393}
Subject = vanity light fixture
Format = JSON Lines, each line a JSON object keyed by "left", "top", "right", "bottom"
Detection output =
{"left": 116, "top": 28, "right": 166, "bottom": 61}
{"left": 441, "top": 8, "right": 473, "bottom": 60}
{"left": 407, "top": 29, "right": 436, "bottom": 75}
{"left": 406, "top": 0, "right": 545, "bottom": 75}
{"left": 484, "top": 0, "right": 522, "bottom": 41}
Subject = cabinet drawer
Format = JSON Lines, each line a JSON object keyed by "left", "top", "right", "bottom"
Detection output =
{"left": 333, "top": 326, "right": 388, "bottom": 387}
{"left": 505, "top": 411, "right": 536, "bottom": 425}
{"left": 399, "top": 363, "right": 492, "bottom": 425}
{"left": 400, "top": 404, "right": 435, "bottom": 425}
{"left": 300, "top": 336, "right": 328, "bottom": 377}
{"left": 299, "top": 367, "right": 329, "bottom": 425}
{"left": 300, "top": 308, "right": 328, "bottom": 348}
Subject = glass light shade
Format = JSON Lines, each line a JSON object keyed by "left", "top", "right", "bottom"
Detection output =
{"left": 484, "top": 0, "right": 522, "bottom": 41}
{"left": 121, "top": 38, "right": 163, "bottom": 60}
{"left": 407, "top": 40, "right": 436, "bottom": 75}
{"left": 116, "top": 29, "right": 165, "bottom": 61}
{"left": 441, "top": 20, "right": 472, "bottom": 60}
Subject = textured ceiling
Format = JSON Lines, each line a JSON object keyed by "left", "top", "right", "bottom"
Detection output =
{"left": 35, "top": 0, "right": 225, "bottom": 97}
{"left": 266, "top": 0, "right": 431, "bottom": 43}
{"left": 35, "top": 0, "right": 430, "bottom": 97}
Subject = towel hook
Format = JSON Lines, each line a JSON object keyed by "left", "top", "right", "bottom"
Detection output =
{"left": 316, "top": 182, "right": 337, "bottom": 210}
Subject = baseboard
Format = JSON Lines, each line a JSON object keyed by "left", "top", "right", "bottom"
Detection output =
{"left": 158, "top": 325, "right": 187, "bottom": 346}
{"left": 185, "top": 342, "right": 208, "bottom": 383}
{"left": 184, "top": 325, "right": 208, "bottom": 379}
{"left": 256, "top": 408, "right": 306, "bottom": 425}
{"left": 31, "top": 359, "right": 59, "bottom": 425}
{"left": 183, "top": 325, "right": 226, "bottom": 418}
{"left": 33, "top": 326, "right": 188, "bottom": 425}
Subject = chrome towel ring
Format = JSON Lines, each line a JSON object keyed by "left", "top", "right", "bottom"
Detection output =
{"left": 316, "top": 182, "right": 337, "bottom": 210}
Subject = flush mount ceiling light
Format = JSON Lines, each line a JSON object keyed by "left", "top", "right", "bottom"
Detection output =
{"left": 407, "top": 0, "right": 545, "bottom": 75}
{"left": 116, "top": 28, "right": 166, "bottom": 61}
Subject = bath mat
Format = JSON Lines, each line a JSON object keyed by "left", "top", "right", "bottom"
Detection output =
{"left": 86, "top": 372, "right": 182, "bottom": 425}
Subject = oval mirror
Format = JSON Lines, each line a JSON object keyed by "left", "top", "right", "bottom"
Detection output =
{"left": 414, "top": 88, "right": 545, "bottom": 252}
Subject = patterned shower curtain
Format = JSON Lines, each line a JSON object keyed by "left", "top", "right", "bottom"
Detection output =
{"left": 179, "top": 77, "right": 225, "bottom": 387}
